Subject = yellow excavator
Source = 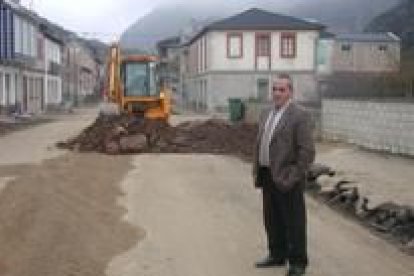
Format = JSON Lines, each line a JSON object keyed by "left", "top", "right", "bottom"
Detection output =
{"left": 101, "top": 43, "right": 171, "bottom": 121}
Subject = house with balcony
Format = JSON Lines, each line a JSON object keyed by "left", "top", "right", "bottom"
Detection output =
{"left": 0, "top": 0, "right": 64, "bottom": 114}
{"left": 62, "top": 39, "right": 100, "bottom": 105}
{"left": 183, "top": 8, "right": 324, "bottom": 112}
{"left": 40, "top": 24, "right": 64, "bottom": 110}
{"left": 0, "top": 0, "right": 43, "bottom": 114}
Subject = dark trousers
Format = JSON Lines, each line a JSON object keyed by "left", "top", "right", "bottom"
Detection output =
{"left": 260, "top": 167, "right": 308, "bottom": 267}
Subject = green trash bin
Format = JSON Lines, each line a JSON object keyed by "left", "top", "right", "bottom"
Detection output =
{"left": 228, "top": 98, "right": 244, "bottom": 122}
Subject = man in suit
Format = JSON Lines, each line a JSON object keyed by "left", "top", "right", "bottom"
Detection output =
{"left": 253, "top": 74, "right": 315, "bottom": 276}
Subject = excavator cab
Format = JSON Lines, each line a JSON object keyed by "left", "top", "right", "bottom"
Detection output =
{"left": 102, "top": 44, "right": 170, "bottom": 121}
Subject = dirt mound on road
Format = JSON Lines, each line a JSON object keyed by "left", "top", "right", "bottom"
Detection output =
{"left": 57, "top": 116, "right": 258, "bottom": 161}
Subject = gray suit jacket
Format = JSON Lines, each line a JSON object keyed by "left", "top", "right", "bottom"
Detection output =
{"left": 253, "top": 102, "right": 315, "bottom": 192}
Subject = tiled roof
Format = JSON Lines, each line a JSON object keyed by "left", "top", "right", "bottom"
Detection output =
{"left": 335, "top": 33, "right": 400, "bottom": 43}
{"left": 208, "top": 8, "right": 324, "bottom": 31}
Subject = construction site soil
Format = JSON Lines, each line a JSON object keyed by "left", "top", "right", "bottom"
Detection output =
{"left": 56, "top": 115, "right": 414, "bottom": 255}
{"left": 57, "top": 115, "right": 258, "bottom": 160}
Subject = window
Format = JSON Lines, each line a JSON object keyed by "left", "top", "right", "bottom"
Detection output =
{"left": 256, "top": 34, "right": 270, "bottom": 56}
{"left": 281, "top": 33, "right": 296, "bottom": 58}
{"left": 31, "top": 25, "right": 38, "bottom": 57}
{"left": 13, "top": 17, "right": 37, "bottom": 57}
{"left": 37, "top": 37, "right": 44, "bottom": 59}
{"left": 0, "top": 73, "right": 3, "bottom": 106}
{"left": 257, "top": 79, "right": 269, "bottom": 102}
{"left": 14, "top": 16, "right": 21, "bottom": 54}
{"left": 378, "top": 45, "right": 388, "bottom": 51}
{"left": 46, "top": 40, "right": 61, "bottom": 64}
{"left": 122, "top": 62, "right": 157, "bottom": 97}
{"left": 317, "top": 41, "right": 328, "bottom": 65}
{"left": 47, "top": 78, "right": 61, "bottom": 104}
{"left": 341, "top": 44, "right": 352, "bottom": 51}
{"left": 227, "top": 33, "right": 243, "bottom": 58}
{"left": 22, "top": 21, "right": 28, "bottom": 55}
{"left": 5, "top": 74, "right": 10, "bottom": 105}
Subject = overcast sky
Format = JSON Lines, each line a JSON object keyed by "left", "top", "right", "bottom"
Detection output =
{"left": 19, "top": 0, "right": 296, "bottom": 42}
{"left": 20, "top": 0, "right": 165, "bottom": 41}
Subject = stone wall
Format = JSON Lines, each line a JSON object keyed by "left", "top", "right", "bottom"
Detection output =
{"left": 322, "top": 99, "right": 414, "bottom": 156}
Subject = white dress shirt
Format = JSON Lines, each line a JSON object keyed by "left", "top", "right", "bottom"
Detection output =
{"left": 259, "top": 101, "right": 291, "bottom": 167}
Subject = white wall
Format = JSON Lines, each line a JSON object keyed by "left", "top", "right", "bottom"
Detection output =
{"left": 206, "top": 30, "right": 319, "bottom": 72}
{"left": 322, "top": 99, "right": 414, "bottom": 156}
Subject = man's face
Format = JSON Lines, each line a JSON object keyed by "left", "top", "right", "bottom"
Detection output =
{"left": 272, "top": 78, "right": 293, "bottom": 108}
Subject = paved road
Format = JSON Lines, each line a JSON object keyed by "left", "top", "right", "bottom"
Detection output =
{"left": 0, "top": 108, "right": 96, "bottom": 166}
{"left": 107, "top": 154, "right": 414, "bottom": 276}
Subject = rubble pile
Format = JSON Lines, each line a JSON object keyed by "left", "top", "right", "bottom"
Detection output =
{"left": 308, "top": 165, "right": 414, "bottom": 254}
{"left": 57, "top": 115, "right": 257, "bottom": 159}
{"left": 157, "top": 119, "right": 257, "bottom": 159}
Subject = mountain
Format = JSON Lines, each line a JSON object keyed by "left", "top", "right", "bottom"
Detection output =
{"left": 120, "top": 0, "right": 401, "bottom": 50}
{"left": 365, "top": 0, "right": 414, "bottom": 48}
{"left": 120, "top": 2, "right": 238, "bottom": 51}
{"left": 289, "top": 0, "right": 400, "bottom": 33}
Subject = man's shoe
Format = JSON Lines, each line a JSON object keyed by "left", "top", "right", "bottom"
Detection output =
{"left": 254, "top": 256, "right": 286, "bottom": 268}
{"left": 287, "top": 265, "right": 306, "bottom": 276}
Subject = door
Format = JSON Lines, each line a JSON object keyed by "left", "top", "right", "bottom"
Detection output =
{"left": 40, "top": 78, "right": 44, "bottom": 111}
{"left": 23, "top": 76, "right": 28, "bottom": 113}
{"left": 0, "top": 73, "right": 3, "bottom": 113}
{"left": 5, "top": 73, "right": 10, "bottom": 107}
{"left": 257, "top": 79, "right": 269, "bottom": 102}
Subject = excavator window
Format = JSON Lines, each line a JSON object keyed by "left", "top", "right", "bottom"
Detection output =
{"left": 122, "top": 61, "right": 158, "bottom": 97}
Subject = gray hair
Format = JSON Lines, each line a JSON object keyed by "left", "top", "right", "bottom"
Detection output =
{"left": 275, "top": 73, "right": 293, "bottom": 92}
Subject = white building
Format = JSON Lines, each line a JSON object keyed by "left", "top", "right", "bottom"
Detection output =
{"left": 0, "top": 0, "right": 63, "bottom": 114}
{"left": 0, "top": 0, "right": 43, "bottom": 114}
{"left": 183, "top": 8, "right": 324, "bottom": 112}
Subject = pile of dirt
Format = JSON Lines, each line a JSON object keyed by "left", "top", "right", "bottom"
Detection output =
{"left": 57, "top": 116, "right": 258, "bottom": 160}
